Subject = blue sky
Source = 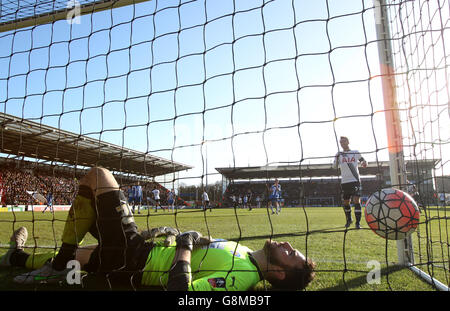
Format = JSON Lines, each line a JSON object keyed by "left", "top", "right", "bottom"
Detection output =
{"left": 0, "top": 0, "right": 448, "bottom": 185}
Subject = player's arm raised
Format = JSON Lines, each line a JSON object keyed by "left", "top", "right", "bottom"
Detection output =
{"left": 332, "top": 152, "right": 340, "bottom": 169}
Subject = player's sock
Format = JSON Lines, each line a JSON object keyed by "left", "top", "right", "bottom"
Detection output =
{"left": 354, "top": 203, "right": 362, "bottom": 224}
{"left": 61, "top": 185, "right": 96, "bottom": 245}
{"left": 53, "top": 185, "right": 96, "bottom": 270}
{"left": 25, "top": 251, "right": 57, "bottom": 270}
{"left": 52, "top": 243, "right": 77, "bottom": 271}
{"left": 90, "top": 190, "right": 139, "bottom": 271}
{"left": 343, "top": 205, "right": 352, "bottom": 226}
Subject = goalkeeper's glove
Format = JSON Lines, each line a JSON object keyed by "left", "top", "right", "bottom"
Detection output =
{"left": 175, "top": 231, "right": 204, "bottom": 252}
{"left": 140, "top": 226, "right": 180, "bottom": 246}
{"left": 175, "top": 231, "right": 213, "bottom": 251}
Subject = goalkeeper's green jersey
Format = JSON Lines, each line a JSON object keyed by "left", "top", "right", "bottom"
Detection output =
{"left": 140, "top": 239, "right": 262, "bottom": 291}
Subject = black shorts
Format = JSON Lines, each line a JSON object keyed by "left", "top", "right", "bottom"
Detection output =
{"left": 82, "top": 190, "right": 154, "bottom": 289}
{"left": 84, "top": 240, "right": 153, "bottom": 289}
{"left": 341, "top": 182, "right": 361, "bottom": 200}
{"left": 84, "top": 190, "right": 141, "bottom": 271}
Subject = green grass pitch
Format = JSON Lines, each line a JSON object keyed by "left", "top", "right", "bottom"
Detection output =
{"left": 0, "top": 206, "right": 448, "bottom": 291}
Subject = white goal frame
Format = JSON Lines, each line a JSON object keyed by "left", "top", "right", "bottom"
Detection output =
{"left": 0, "top": 0, "right": 150, "bottom": 33}
{"left": 374, "top": 0, "right": 449, "bottom": 292}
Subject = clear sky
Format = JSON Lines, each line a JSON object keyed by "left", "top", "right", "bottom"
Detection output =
{"left": 0, "top": 0, "right": 448, "bottom": 186}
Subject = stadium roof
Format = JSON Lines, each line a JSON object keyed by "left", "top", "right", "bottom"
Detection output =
{"left": 0, "top": 112, "right": 192, "bottom": 177}
{"left": 216, "top": 159, "right": 440, "bottom": 180}
{"left": 216, "top": 163, "right": 385, "bottom": 180}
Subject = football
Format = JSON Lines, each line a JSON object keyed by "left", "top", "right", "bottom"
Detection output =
{"left": 364, "top": 188, "right": 420, "bottom": 240}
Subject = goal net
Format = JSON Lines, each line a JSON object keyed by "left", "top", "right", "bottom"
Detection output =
{"left": 0, "top": 0, "right": 448, "bottom": 291}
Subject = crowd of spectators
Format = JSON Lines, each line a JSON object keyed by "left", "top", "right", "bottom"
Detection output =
{"left": 0, "top": 163, "right": 78, "bottom": 206}
{"left": 0, "top": 162, "right": 439, "bottom": 208}
{"left": 223, "top": 178, "right": 385, "bottom": 207}
{"left": 0, "top": 162, "right": 178, "bottom": 207}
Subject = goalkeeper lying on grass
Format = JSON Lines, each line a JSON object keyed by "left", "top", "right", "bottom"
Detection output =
{"left": 0, "top": 167, "right": 315, "bottom": 291}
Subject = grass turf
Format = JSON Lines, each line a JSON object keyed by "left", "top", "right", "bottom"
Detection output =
{"left": 0, "top": 205, "right": 448, "bottom": 291}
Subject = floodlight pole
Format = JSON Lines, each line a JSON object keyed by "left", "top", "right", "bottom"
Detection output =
{"left": 373, "top": 0, "right": 414, "bottom": 266}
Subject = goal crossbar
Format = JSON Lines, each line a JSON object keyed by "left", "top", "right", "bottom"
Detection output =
{"left": 0, "top": 0, "right": 150, "bottom": 33}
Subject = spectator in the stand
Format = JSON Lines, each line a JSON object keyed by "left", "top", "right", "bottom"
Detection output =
{"left": 0, "top": 164, "right": 78, "bottom": 206}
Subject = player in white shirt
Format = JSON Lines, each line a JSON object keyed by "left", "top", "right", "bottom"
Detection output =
{"left": 333, "top": 136, "right": 367, "bottom": 229}
{"left": 152, "top": 187, "right": 162, "bottom": 212}
{"left": 230, "top": 194, "right": 237, "bottom": 208}
{"left": 267, "top": 179, "right": 282, "bottom": 215}
{"left": 202, "top": 190, "right": 211, "bottom": 212}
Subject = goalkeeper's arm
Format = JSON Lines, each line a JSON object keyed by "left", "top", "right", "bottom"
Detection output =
{"left": 167, "top": 231, "right": 202, "bottom": 291}
{"left": 167, "top": 247, "right": 192, "bottom": 291}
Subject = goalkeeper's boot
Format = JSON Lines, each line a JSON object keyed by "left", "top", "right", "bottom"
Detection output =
{"left": 0, "top": 226, "right": 28, "bottom": 267}
{"left": 355, "top": 222, "right": 362, "bottom": 229}
{"left": 13, "top": 261, "right": 71, "bottom": 284}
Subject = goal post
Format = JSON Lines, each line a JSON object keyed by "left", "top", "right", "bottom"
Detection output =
{"left": 373, "top": 0, "right": 412, "bottom": 266}
{"left": 373, "top": 0, "right": 449, "bottom": 291}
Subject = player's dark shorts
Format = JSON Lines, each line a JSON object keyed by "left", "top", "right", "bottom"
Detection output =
{"left": 341, "top": 182, "right": 361, "bottom": 200}
{"left": 82, "top": 190, "right": 154, "bottom": 289}
{"left": 84, "top": 239, "right": 154, "bottom": 289}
